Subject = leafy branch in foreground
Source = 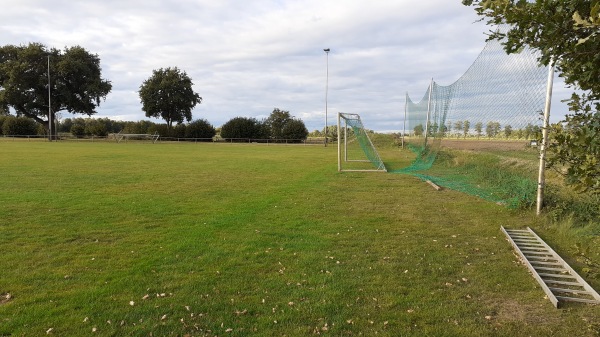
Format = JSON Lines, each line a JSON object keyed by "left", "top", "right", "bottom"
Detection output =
{"left": 463, "top": 0, "right": 600, "bottom": 193}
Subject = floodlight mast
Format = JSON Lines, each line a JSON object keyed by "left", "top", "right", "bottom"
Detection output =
{"left": 324, "top": 48, "right": 330, "bottom": 147}
{"left": 402, "top": 92, "right": 408, "bottom": 148}
{"left": 48, "top": 55, "right": 52, "bottom": 141}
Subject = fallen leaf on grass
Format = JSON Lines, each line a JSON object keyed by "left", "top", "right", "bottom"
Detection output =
{"left": 234, "top": 309, "right": 247, "bottom": 316}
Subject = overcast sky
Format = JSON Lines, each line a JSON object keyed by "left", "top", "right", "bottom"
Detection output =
{"left": 2, "top": 0, "right": 571, "bottom": 132}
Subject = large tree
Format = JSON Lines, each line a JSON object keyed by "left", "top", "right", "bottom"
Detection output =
{"left": 139, "top": 67, "right": 202, "bottom": 128}
{"left": 281, "top": 118, "right": 309, "bottom": 141}
{"left": 0, "top": 43, "right": 112, "bottom": 138}
{"left": 463, "top": 0, "right": 600, "bottom": 192}
{"left": 264, "top": 108, "right": 292, "bottom": 140}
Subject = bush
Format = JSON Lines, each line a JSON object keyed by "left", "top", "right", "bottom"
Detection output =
{"left": 221, "top": 117, "right": 264, "bottom": 140}
{"left": 70, "top": 118, "right": 86, "bottom": 137}
{"left": 147, "top": 124, "right": 170, "bottom": 137}
{"left": 173, "top": 123, "right": 186, "bottom": 138}
{"left": 59, "top": 118, "right": 74, "bottom": 133}
{"left": 85, "top": 118, "right": 108, "bottom": 137}
{"left": 185, "top": 119, "right": 215, "bottom": 140}
{"left": 544, "top": 184, "right": 600, "bottom": 224}
{"left": 122, "top": 120, "right": 156, "bottom": 134}
{"left": 2, "top": 116, "right": 39, "bottom": 136}
{"left": 0, "top": 115, "right": 9, "bottom": 135}
{"left": 281, "top": 118, "right": 308, "bottom": 142}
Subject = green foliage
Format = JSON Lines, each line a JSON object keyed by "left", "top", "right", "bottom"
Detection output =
{"left": 122, "top": 120, "right": 154, "bottom": 134}
{"left": 281, "top": 118, "right": 308, "bottom": 141}
{"left": 463, "top": 0, "right": 600, "bottom": 192}
{"left": 454, "top": 120, "right": 463, "bottom": 137}
{"left": 91, "top": 117, "right": 123, "bottom": 134}
{"left": 547, "top": 103, "right": 600, "bottom": 193}
{"left": 173, "top": 123, "right": 186, "bottom": 138}
{"left": 474, "top": 122, "right": 483, "bottom": 138}
{"left": 185, "top": 119, "right": 215, "bottom": 140}
{"left": 323, "top": 125, "right": 338, "bottom": 140}
{"left": 264, "top": 108, "right": 290, "bottom": 139}
{"left": 1, "top": 116, "right": 39, "bottom": 135}
{"left": 138, "top": 67, "right": 202, "bottom": 128}
{"left": 220, "top": 116, "right": 265, "bottom": 140}
{"left": 0, "top": 115, "right": 8, "bottom": 135}
{"left": 0, "top": 43, "right": 112, "bottom": 135}
{"left": 83, "top": 118, "right": 107, "bottom": 137}
{"left": 70, "top": 118, "right": 86, "bottom": 137}
{"left": 504, "top": 125, "right": 513, "bottom": 139}
{"left": 485, "top": 121, "right": 501, "bottom": 138}
{"left": 59, "top": 118, "right": 74, "bottom": 133}
{"left": 262, "top": 108, "right": 309, "bottom": 141}
{"left": 66, "top": 117, "right": 116, "bottom": 137}
{"left": 413, "top": 124, "right": 424, "bottom": 136}
{"left": 463, "top": 120, "right": 470, "bottom": 138}
{"left": 544, "top": 184, "right": 600, "bottom": 224}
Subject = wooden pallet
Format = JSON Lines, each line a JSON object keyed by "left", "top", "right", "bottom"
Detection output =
{"left": 501, "top": 226, "right": 600, "bottom": 308}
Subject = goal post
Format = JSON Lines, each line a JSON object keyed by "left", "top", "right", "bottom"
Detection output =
{"left": 337, "top": 113, "right": 387, "bottom": 172}
{"left": 115, "top": 131, "right": 160, "bottom": 143}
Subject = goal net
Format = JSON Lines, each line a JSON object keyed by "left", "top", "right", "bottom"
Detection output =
{"left": 337, "top": 113, "right": 387, "bottom": 172}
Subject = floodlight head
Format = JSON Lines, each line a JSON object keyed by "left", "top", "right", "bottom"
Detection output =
{"left": 324, "top": 48, "right": 330, "bottom": 53}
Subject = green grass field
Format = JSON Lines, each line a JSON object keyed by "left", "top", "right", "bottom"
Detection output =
{"left": 1, "top": 140, "right": 599, "bottom": 336}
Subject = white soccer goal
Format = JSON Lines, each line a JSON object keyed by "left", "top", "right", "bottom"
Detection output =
{"left": 337, "top": 113, "right": 387, "bottom": 172}
{"left": 115, "top": 131, "right": 160, "bottom": 143}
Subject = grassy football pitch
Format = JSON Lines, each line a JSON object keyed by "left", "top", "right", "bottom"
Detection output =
{"left": 0, "top": 140, "right": 599, "bottom": 336}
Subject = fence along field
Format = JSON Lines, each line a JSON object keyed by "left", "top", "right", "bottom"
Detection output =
{"left": 1, "top": 141, "right": 599, "bottom": 336}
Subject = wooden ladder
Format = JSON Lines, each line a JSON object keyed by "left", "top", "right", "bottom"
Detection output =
{"left": 501, "top": 226, "right": 600, "bottom": 308}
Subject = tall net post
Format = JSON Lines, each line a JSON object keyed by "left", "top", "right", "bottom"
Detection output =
{"left": 537, "top": 61, "right": 555, "bottom": 214}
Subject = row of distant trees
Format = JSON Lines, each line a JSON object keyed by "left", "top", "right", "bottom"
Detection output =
{"left": 0, "top": 43, "right": 311, "bottom": 142}
{"left": 220, "top": 109, "right": 308, "bottom": 141}
{"left": 412, "top": 121, "right": 542, "bottom": 139}
{"left": 0, "top": 108, "right": 309, "bottom": 141}
{"left": 0, "top": 43, "right": 202, "bottom": 140}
